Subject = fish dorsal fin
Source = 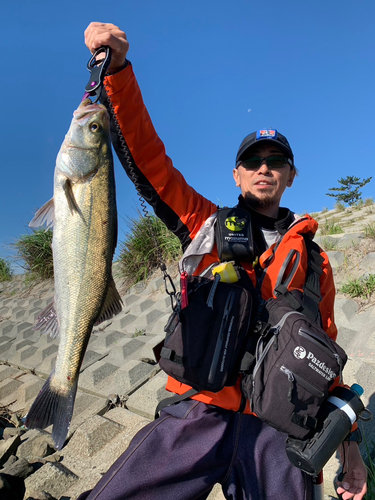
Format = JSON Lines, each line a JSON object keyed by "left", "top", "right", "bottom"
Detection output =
{"left": 29, "top": 198, "right": 55, "bottom": 229}
{"left": 95, "top": 277, "right": 123, "bottom": 325}
{"left": 35, "top": 300, "right": 59, "bottom": 338}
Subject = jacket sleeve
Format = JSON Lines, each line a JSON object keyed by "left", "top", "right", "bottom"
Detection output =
{"left": 101, "top": 63, "right": 217, "bottom": 251}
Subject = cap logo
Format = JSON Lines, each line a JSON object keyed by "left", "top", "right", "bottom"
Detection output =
{"left": 256, "top": 129, "right": 277, "bottom": 140}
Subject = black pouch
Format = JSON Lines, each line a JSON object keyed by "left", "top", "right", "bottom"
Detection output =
{"left": 241, "top": 290, "right": 347, "bottom": 439}
{"left": 216, "top": 208, "right": 254, "bottom": 262}
{"left": 159, "top": 276, "right": 256, "bottom": 393}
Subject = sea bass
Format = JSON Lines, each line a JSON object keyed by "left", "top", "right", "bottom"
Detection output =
{"left": 26, "top": 99, "right": 122, "bottom": 449}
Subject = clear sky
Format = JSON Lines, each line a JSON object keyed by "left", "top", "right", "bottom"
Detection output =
{"left": 2, "top": 0, "right": 375, "bottom": 268}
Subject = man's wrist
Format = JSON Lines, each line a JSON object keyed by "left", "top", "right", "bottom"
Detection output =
{"left": 106, "top": 59, "right": 131, "bottom": 76}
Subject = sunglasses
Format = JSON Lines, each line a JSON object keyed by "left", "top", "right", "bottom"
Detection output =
{"left": 239, "top": 155, "right": 293, "bottom": 170}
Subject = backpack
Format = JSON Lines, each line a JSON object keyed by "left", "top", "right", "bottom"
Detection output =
{"left": 240, "top": 238, "right": 347, "bottom": 439}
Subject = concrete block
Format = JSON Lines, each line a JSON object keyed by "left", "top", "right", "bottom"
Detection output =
{"left": 81, "top": 349, "right": 108, "bottom": 372}
{"left": 128, "top": 282, "right": 147, "bottom": 294}
{"left": 109, "top": 312, "right": 138, "bottom": 331}
{"left": 35, "top": 352, "right": 57, "bottom": 376}
{"left": 145, "top": 275, "right": 166, "bottom": 293}
{"left": 336, "top": 232, "right": 365, "bottom": 249}
{"left": 67, "top": 392, "right": 108, "bottom": 436}
{"left": 126, "top": 370, "right": 170, "bottom": 420}
{"left": 0, "top": 340, "right": 13, "bottom": 356}
{"left": 105, "top": 337, "right": 147, "bottom": 365}
{"left": 147, "top": 314, "right": 170, "bottom": 335}
{"left": 334, "top": 298, "right": 359, "bottom": 324}
{"left": 325, "top": 251, "right": 345, "bottom": 269}
{"left": 111, "top": 359, "right": 158, "bottom": 395}
{"left": 7, "top": 374, "right": 44, "bottom": 412}
{"left": 0, "top": 378, "right": 23, "bottom": 399}
{"left": 0, "top": 364, "right": 24, "bottom": 382}
{"left": 24, "top": 462, "right": 78, "bottom": 499}
{"left": 131, "top": 298, "right": 155, "bottom": 314}
{"left": 90, "top": 329, "right": 128, "bottom": 349}
{"left": 0, "top": 306, "right": 10, "bottom": 317}
{"left": 360, "top": 252, "right": 375, "bottom": 272}
{"left": 79, "top": 360, "right": 119, "bottom": 393}
{"left": 10, "top": 306, "right": 27, "bottom": 321}
{"left": 134, "top": 334, "right": 164, "bottom": 361}
{"left": 0, "top": 320, "right": 16, "bottom": 336}
{"left": 8, "top": 344, "right": 38, "bottom": 364}
{"left": 65, "top": 414, "right": 124, "bottom": 457}
{"left": 123, "top": 293, "right": 141, "bottom": 307}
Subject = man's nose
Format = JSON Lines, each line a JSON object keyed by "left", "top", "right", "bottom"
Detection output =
{"left": 258, "top": 160, "right": 271, "bottom": 174}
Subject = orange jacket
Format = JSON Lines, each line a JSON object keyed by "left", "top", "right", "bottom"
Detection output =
{"left": 103, "top": 64, "right": 338, "bottom": 414}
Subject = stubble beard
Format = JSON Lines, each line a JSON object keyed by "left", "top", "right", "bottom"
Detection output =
{"left": 243, "top": 192, "right": 278, "bottom": 212}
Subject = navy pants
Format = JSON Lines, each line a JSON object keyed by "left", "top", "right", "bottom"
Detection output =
{"left": 77, "top": 401, "right": 312, "bottom": 500}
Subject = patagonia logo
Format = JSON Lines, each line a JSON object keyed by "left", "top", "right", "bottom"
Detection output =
{"left": 306, "top": 352, "right": 337, "bottom": 380}
{"left": 257, "top": 129, "right": 277, "bottom": 140}
{"left": 225, "top": 216, "right": 246, "bottom": 232}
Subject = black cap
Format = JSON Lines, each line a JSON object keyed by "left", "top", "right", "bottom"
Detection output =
{"left": 236, "top": 129, "right": 294, "bottom": 164}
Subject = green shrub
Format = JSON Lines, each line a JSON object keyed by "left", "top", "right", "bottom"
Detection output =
{"left": 364, "top": 223, "right": 375, "bottom": 239}
{"left": 14, "top": 229, "right": 53, "bottom": 280}
{"left": 118, "top": 214, "right": 182, "bottom": 286}
{"left": 341, "top": 274, "right": 375, "bottom": 299}
{"left": 334, "top": 201, "right": 346, "bottom": 212}
{"left": 0, "top": 257, "right": 13, "bottom": 282}
{"left": 364, "top": 197, "right": 374, "bottom": 206}
{"left": 319, "top": 219, "right": 344, "bottom": 236}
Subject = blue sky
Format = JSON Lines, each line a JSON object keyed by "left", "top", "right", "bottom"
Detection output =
{"left": 2, "top": 0, "right": 375, "bottom": 268}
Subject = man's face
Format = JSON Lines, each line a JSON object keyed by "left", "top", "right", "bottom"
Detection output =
{"left": 232, "top": 144, "right": 295, "bottom": 216}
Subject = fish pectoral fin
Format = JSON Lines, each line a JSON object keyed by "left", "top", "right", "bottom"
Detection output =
{"left": 29, "top": 198, "right": 55, "bottom": 229}
{"left": 25, "top": 372, "right": 78, "bottom": 450}
{"left": 35, "top": 300, "right": 59, "bottom": 338}
{"left": 95, "top": 276, "right": 123, "bottom": 325}
{"left": 63, "top": 179, "right": 81, "bottom": 215}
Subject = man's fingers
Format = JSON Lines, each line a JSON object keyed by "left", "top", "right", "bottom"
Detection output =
{"left": 84, "top": 22, "right": 129, "bottom": 73}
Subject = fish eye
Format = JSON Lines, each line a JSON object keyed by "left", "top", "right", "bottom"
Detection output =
{"left": 90, "top": 123, "right": 101, "bottom": 132}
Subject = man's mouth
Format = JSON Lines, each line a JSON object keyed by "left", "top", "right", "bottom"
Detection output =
{"left": 255, "top": 181, "right": 273, "bottom": 186}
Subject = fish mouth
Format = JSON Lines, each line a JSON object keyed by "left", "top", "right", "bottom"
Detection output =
{"left": 74, "top": 99, "right": 107, "bottom": 121}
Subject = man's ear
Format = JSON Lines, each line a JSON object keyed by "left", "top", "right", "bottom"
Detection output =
{"left": 287, "top": 169, "right": 296, "bottom": 188}
{"left": 233, "top": 168, "right": 240, "bottom": 187}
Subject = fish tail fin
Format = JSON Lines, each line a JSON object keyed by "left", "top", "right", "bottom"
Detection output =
{"left": 25, "top": 372, "right": 78, "bottom": 450}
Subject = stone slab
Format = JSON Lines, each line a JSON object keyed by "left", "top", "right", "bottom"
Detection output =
{"left": 24, "top": 462, "right": 79, "bottom": 499}
{"left": 126, "top": 370, "right": 170, "bottom": 420}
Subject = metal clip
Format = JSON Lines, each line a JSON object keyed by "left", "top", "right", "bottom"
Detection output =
{"left": 83, "top": 46, "right": 112, "bottom": 103}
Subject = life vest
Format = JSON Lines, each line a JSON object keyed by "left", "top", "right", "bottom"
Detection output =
{"left": 165, "top": 213, "right": 337, "bottom": 414}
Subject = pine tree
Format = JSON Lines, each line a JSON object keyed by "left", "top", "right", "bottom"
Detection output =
{"left": 326, "top": 176, "right": 372, "bottom": 206}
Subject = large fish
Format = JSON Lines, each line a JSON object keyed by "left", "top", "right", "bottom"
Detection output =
{"left": 26, "top": 99, "right": 122, "bottom": 449}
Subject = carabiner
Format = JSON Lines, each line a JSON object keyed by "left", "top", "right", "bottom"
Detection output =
{"left": 83, "top": 46, "right": 112, "bottom": 103}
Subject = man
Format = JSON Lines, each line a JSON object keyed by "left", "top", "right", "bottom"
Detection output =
{"left": 79, "top": 22, "right": 367, "bottom": 500}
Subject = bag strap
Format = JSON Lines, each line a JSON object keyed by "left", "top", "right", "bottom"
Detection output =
{"left": 155, "top": 388, "right": 198, "bottom": 419}
{"left": 274, "top": 235, "right": 324, "bottom": 324}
